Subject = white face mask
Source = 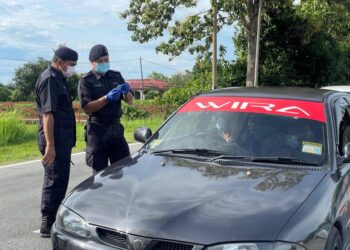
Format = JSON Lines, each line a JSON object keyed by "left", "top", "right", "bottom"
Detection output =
{"left": 63, "top": 66, "right": 76, "bottom": 78}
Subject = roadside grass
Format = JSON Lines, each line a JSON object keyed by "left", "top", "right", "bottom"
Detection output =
{"left": 0, "top": 141, "right": 41, "bottom": 164}
{"left": 0, "top": 110, "right": 37, "bottom": 146}
{"left": 0, "top": 112, "right": 164, "bottom": 165}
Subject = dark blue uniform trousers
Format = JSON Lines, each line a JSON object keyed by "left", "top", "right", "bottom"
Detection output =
{"left": 40, "top": 147, "right": 71, "bottom": 219}
{"left": 85, "top": 121, "right": 130, "bottom": 174}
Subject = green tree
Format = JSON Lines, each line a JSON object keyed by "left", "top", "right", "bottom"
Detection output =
{"left": 122, "top": 0, "right": 281, "bottom": 86}
{"left": 66, "top": 73, "right": 80, "bottom": 101}
{"left": 228, "top": 0, "right": 350, "bottom": 87}
{"left": 168, "top": 70, "right": 193, "bottom": 87}
{"left": 157, "top": 72, "right": 211, "bottom": 106}
{"left": 12, "top": 58, "right": 80, "bottom": 101}
{"left": 12, "top": 58, "right": 50, "bottom": 101}
{"left": 0, "top": 84, "right": 13, "bottom": 101}
{"left": 148, "top": 72, "right": 169, "bottom": 81}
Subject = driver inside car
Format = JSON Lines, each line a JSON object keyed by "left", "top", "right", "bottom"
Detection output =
{"left": 280, "top": 123, "right": 316, "bottom": 159}
{"left": 215, "top": 114, "right": 253, "bottom": 155}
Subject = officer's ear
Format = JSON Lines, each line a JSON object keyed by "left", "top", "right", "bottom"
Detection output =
{"left": 91, "top": 61, "right": 96, "bottom": 69}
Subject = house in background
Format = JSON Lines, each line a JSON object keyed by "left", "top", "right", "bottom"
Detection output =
{"left": 126, "top": 79, "right": 170, "bottom": 100}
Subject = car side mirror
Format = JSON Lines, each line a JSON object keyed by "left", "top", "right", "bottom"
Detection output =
{"left": 343, "top": 143, "right": 350, "bottom": 162}
{"left": 134, "top": 127, "right": 152, "bottom": 143}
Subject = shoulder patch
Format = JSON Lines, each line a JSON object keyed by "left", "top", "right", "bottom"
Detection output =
{"left": 108, "top": 70, "right": 121, "bottom": 77}
{"left": 83, "top": 71, "right": 94, "bottom": 79}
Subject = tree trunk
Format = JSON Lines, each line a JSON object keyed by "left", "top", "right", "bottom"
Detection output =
{"left": 246, "top": 29, "right": 257, "bottom": 86}
{"left": 245, "top": 1, "right": 259, "bottom": 87}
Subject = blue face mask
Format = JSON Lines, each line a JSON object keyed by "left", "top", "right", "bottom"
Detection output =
{"left": 95, "top": 63, "right": 110, "bottom": 74}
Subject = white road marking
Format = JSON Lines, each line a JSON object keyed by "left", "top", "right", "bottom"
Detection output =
{"left": 33, "top": 230, "right": 40, "bottom": 234}
{"left": 0, "top": 152, "right": 85, "bottom": 169}
{"left": 0, "top": 143, "right": 142, "bottom": 169}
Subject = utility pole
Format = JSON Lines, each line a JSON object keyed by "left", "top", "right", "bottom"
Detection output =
{"left": 212, "top": 0, "right": 218, "bottom": 90}
{"left": 139, "top": 57, "right": 144, "bottom": 100}
{"left": 254, "top": 0, "right": 263, "bottom": 87}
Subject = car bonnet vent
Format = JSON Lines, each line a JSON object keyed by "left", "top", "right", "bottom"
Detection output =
{"left": 97, "top": 228, "right": 128, "bottom": 248}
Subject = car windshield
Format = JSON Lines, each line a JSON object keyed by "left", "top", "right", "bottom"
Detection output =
{"left": 147, "top": 96, "right": 327, "bottom": 166}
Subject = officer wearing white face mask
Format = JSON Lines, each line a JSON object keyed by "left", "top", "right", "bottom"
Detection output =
{"left": 34, "top": 46, "right": 78, "bottom": 238}
{"left": 78, "top": 44, "right": 134, "bottom": 174}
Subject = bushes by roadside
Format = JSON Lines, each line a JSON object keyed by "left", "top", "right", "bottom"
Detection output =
{"left": 0, "top": 110, "right": 37, "bottom": 146}
{"left": 0, "top": 110, "right": 164, "bottom": 165}
{"left": 122, "top": 105, "right": 150, "bottom": 120}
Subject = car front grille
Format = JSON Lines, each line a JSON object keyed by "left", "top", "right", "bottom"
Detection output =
{"left": 97, "top": 228, "right": 128, "bottom": 248}
{"left": 96, "top": 227, "right": 195, "bottom": 250}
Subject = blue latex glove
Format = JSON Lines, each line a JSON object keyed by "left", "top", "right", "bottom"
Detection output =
{"left": 121, "top": 82, "right": 131, "bottom": 94}
{"left": 106, "top": 87, "right": 122, "bottom": 102}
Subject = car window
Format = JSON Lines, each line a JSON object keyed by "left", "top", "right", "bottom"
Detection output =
{"left": 334, "top": 98, "right": 350, "bottom": 155}
{"left": 148, "top": 96, "right": 327, "bottom": 166}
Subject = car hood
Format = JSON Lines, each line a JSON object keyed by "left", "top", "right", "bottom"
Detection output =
{"left": 64, "top": 153, "right": 327, "bottom": 244}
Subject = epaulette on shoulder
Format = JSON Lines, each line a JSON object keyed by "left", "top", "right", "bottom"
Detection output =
{"left": 41, "top": 70, "right": 55, "bottom": 81}
{"left": 83, "top": 71, "right": 94, "bottom": 79}
{"left": 108, "top": 70, "right": 121, "bottom": 77}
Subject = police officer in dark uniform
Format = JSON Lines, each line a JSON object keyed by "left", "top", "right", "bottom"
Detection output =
{"left": 35, "top": 46, "right": 78, "bottom": 238}
{"left": 78, "top": 44, "right": 133, "bottom": 174}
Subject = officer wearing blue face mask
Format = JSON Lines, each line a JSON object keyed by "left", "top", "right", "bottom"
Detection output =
{"left": 78, "top": 44, "right": 134, "bottom": 174}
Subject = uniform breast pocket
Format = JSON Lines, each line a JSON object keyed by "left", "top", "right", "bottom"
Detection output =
{"left": 58, "top": 86, "right": 71, "bottom": 106}
{"left": 93, "top": 87, "right": 107, "bottom": 99}
{"left": 59, "top": 93, "right": 71, "bottom": 106}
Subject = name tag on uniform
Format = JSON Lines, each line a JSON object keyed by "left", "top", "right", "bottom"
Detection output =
{"left": 94, "top": 83, "right": 103, "bottom": 87}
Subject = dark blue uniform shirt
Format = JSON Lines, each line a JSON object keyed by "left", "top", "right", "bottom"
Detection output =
{"left": 35, "top": 66, "right": 76, "bottom": 151}
{"left": 78, "top": 70, "right": 125, "bottom": 121}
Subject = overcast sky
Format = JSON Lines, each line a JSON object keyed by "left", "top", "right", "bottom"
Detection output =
{"left": 0, "top": 0, "right": 235, "bottom": 84}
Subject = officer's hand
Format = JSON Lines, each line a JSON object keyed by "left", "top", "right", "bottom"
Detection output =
{"left": 43, "top": 144, "right": 56, "bottom": 166}
{"left": 121, "top": 82, "right": 131, "bottom": 94}
{"left": 106, "top": 87, "right": 122, "bottom": 102}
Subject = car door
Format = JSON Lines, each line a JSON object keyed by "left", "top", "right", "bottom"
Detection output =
{"left": 332, "top": 96, "right": 350, "bottom": 249}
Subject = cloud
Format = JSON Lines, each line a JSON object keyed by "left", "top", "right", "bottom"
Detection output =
{"left": 0, "top": 0, "right": 234, "bottom": 84}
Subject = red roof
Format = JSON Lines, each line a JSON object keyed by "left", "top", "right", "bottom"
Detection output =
{"left": 127, "top": 79, "right": 170, "bottom": 91}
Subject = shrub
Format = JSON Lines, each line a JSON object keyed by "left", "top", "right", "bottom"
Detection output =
{"left": 156, "top": 74, "right": 211, "bottom": 106}
{"left": 145, "top": 91, "right": 159, "bottom": 100}
{"left": 0, "top": 110, "right": 37, "bottom": 146}
{"left": 122, "top": 105, "right": 150, "bottom": 120}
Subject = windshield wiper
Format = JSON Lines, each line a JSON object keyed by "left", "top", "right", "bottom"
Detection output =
{"left": 151, "top": 148, "right": 229, "bottom": 156}
{"left": 251, "top": 157, "right": 319, "bottom": 166}
{"left": 212, "top": 155, "right": 319, "bottom": 166}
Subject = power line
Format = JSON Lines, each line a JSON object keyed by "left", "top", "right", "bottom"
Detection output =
{"left": 0, "top": 57, "right": 140, "bottom": 64}
{"left": 78, "top": 59, "right": 139, "bottom": 65}
{"left": 0, "top": 57, "right": 186, "bottom": 72}
{"left": 0, "top": 57, "right": 33, "bottom": 62}
{"left": 142, "top": 59, "right": 181, "bottom": 71}
{"left": 186, "top": 10, "right": 210, "bottom": 18}
{"left": 21, "top": 0, "right": 61, "bottom": 7}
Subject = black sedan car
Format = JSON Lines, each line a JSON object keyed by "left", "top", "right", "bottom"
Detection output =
{"left": 52, "top": 87, "right": 350, "bottom": 250}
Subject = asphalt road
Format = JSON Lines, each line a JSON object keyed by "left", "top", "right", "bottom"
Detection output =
{"left": 0, "top": 143, "right": 142, "bottom": 250}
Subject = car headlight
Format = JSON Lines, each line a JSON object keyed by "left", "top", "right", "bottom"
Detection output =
{"left": 56, "top": 205, "right": 91, "bottom": 238}
{"left": 206, "top": 242, "right": 306, "bottom": 250}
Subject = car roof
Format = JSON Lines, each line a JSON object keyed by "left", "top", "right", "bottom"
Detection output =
{"left": 321, "top": 85, "right": 350, "bottom": 93}
{"left": 200, "top": 87, "right": 334, "bottom": 102}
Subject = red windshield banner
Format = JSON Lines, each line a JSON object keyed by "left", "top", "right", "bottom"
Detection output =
{"left": 179, "top": 96, "right": 326, "bottom": 123}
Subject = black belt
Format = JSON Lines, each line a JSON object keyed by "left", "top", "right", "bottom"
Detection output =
{"left": 89, "top": 116, "right": 120, "bottom": 125}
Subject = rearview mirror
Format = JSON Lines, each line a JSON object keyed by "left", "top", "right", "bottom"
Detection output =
{"left": 343, "top": 143, "right": 350, "bottom": 162}
{"left": 134, "top": 127, "right": 152, "bottom": 143}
